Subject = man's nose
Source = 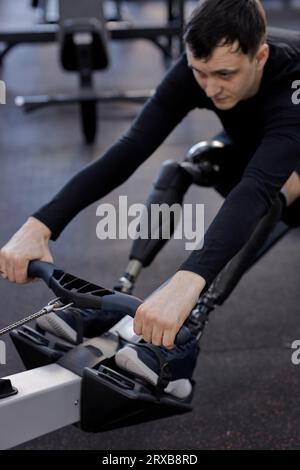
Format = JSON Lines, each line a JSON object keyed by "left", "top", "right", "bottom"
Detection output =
{"left": 205, "top": 79, "right": 222, "bottom": 98}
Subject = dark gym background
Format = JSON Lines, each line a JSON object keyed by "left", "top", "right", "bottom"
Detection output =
{"left": 0, "top": 0, "right": 300, "bottom": 450}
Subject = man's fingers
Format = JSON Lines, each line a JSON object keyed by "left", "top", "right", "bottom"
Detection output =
{"left": 151, "top": 325, "right": 163, "bottom": 346}
{"left": 5, "top": 261, "right": 16, "bottom": 283}
{"left": 140, "top": 309, "right": 154, "bottom": 343}
{"left": 133, "top": 305, "right": 143, "bottom": 336}
{"left": 162, "top": 329, "right": 176, "bottom": 350}
{"left": 1, "top": 250, "right": 17, "bottom": 282}
{"left": 0, "top": 251, "right": 7, "bottom": 279}
{"left": 14, "top": 259, "right": 29, "bottom": 284}
{"left": 134, "top": 305, "right": 163, "bottom": 345}
{"left": 133, "top": 298, "right": 185, "bottom": 348}
{"left": 8, "top": 255, "right": 28, "bottom": 283}
{"left": 141, "top": 323, "right": 153, "bottom": 344}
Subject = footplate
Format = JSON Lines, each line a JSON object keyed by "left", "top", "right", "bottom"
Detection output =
{"left": 80, "top": 364, "right": 194, "bottom": 432}
{"left": 10, "top": 326, "right": 70, "bottom": 370}
{"left": 9, "top": 326, "right": 194, "bottom": 434}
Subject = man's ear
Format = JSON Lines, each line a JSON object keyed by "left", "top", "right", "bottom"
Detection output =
{"left": 255, "top": 43, "right": 269, "bottom": 70}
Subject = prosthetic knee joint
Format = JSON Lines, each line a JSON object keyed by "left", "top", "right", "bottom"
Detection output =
{"left": 182, "top": 135, "right": 232, "bottom": 187}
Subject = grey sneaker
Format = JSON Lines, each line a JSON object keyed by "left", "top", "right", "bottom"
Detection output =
{"left": 115, "top": 337, "right": 199, "bottom": 399}
{"left": 37, "top": 306, "right": 126, "bottom": 344}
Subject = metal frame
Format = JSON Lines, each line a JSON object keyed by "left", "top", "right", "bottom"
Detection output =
{"left": 0, "top": 364, "right": 81, "bottom": 449}
{"left": 0, "top": 314, "right": 137, "bottom": 449}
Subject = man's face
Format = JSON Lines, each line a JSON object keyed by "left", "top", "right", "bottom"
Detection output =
{"left": 186, "top": 41, "right": 269, "bottom": 110}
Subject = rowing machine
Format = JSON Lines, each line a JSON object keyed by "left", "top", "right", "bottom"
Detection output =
{"left": 0, "top": 260, "right": 193, "bottom": 449}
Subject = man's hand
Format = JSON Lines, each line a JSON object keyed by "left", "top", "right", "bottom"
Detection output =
{"left": 0, "top": 217, "right": 53, "bottom": 284}
{"left": 134, "top": 270, "right": 206, "bottom": 349}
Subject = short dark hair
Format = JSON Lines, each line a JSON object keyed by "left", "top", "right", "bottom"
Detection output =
{"left": 184, "top": 0, "right": 267, "bottom": 59}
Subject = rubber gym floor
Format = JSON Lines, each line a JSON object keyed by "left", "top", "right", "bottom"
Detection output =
{"left": 0, "top": 0, "right": 300, "bottom": 450}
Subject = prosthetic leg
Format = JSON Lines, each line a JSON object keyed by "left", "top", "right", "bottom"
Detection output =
{"left": 114, "top": 134, "right": 232, "bottom": 293}
{"left": 113, "top": 132, "right": 290, "bottom": 345}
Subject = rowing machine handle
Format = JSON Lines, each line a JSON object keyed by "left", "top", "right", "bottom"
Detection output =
{"left": 28, "top": 260, "right": 192, "bottom": 346}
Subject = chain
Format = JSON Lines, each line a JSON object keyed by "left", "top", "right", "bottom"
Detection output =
{"left": 0, "top": 298, "right": 73, "bottom": 338}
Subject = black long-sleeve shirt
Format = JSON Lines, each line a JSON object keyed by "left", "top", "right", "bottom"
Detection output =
{"left": 33, "top": 27, "right": 300, "bottom": 287}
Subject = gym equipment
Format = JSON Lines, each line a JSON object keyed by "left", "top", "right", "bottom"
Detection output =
{"left": 16, "top": 0, "right": 152, "bottom": 144}
{"left": 0, "top": 1, "right": 186, "bottom": 63}
{"left": 0, "top": 0, "right": 186, "bottom": 143}
{"left": 0, "top": 260, "right": 193, "bottom": 449}
{"left": 0, "top": 136, "right": 291, "bottom": 449}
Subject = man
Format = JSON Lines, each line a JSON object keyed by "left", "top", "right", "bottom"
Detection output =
{"left": 1, "top": 0, "right": 300, "bottom": 398}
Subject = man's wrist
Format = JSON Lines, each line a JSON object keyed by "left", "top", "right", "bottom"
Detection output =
{"left": 174, "top": 270, "right": 206, "bottom": 293}
{"left": 26, "top": 216, "right": 52, "bottom": 240}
